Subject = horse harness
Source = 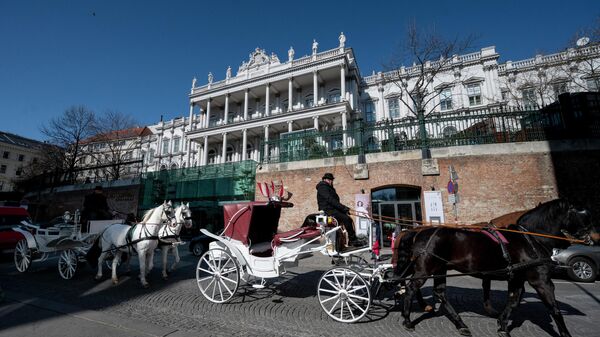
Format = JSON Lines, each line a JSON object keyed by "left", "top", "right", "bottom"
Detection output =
{"left": 396, "top": 224, "right": 552, "bottom": 282}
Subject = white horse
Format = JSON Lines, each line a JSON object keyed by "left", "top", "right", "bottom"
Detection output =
{"left": 158, "top": 202, "right": 192, "bottom": 280}
{"left": 87, "top": 201, "right": 185, "bottom": 288}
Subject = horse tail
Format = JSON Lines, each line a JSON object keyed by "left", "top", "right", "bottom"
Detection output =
{"left": 86, "top": 236, "right": 102, "bottom": 265}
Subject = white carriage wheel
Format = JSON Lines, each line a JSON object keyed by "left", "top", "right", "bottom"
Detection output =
{"left": 14, "top": 239, "right": 32, "bottom": 273}
{"left": 196, "top": 248, "right": 240, "bottom": 303}
{"left": 317, "top": 267, "right": 371, "bottom": 323}
{"left": 58, "top": 249, "right": 78, "bottom": 280}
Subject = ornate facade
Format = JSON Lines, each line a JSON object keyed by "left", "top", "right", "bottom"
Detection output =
{"left": 185, "top": 34, "right": 600, "bottom": 166}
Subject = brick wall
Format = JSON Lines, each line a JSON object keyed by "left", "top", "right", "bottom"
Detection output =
{"left": 256, "top": 140, "right": 600, "bottom": 231}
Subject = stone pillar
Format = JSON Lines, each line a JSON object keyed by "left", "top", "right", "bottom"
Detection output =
{"left": 340, "top": 65, "right": 346, "bottom": 101}
{"left": 205, "top": 99, "right": 211, "bottom": 128}
{"left": 265, "top": 84, "right": 270, "bottom": 116}
{"left": 244, "top": 89, "right": 249, "bottom": 120}
{"left": 288, "top": 78, "right": 293, "bottom": 111}
{"left": 378, "top": 86, "right": 386, "bottom": 120}
{"left": 288, "top": 121, "right": 293, "bottom": 133}
{"left": 202, "top": 136, "right": 208, "bottom": 166}
{"left": 196, "top": 143, "right": 202, "bottom": 166}
{"left": 242, "top": 129, "right": 247, "bottom": 161}
{"left": 313, "top": 71, "right": 318, "bottom": 106}
{"left": 224, "top": 94, "right": 229, "bottom": 124}
{"left": 221, "top": 132, "right": 228, "bottom": 164}
{"left": 188, "top": 103, "right": 194, "bottom": 131}
{"left": 263, "top": 125, "right": 269, "bottom": 161}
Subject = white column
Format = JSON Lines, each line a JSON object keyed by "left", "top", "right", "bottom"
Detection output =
{"left": 378, "top": 87, "right": 387, "bottom": 120}
{"left": 288, "top": 78, "right": 293, "bottom": 111}
{"left": 221, "top": 133, "right": 228, "bottom": 164}
{"left": 313, "top": 116, "right": 319, "bottom": 130}
{"left": 288, "top": 121, "right": 293, "bottom": 133}
{"left": 313, "top": 71, "right": 318, "bottom": 106}
{"left": 205, "top": 99, "right": 211, "bottom": 128}
{"left": 341, "top": 111, "right": 348, "bottom": 148}
{"left": 188, "top": 103, "right": 194, "bottom": 131}
{"left": 340, "top": 65, "right": 346, "bottom": 101}
{"left": 224, "top": 94, "right": 229, "bottom": 124}
{"left": 244, "top": 89, "right": 249, "bottom": 120}
{"left": 265, "top": 84, "right": 270, "bottom": 116}
{"left": 196, "top": 143, "right": 202, "bottom": 166}
{"left": 242, "top": 129, "right": 248, "bottom": 161}
{"left": 202, "top": 136, "right": 208, "bottom": 166}
{"left": 263, "top": 125, "right": 269, "bottom": 161}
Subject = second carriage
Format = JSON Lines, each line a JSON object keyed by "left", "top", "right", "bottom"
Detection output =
{"left": 196, "top": 200, "right": 393, "bottom": 323}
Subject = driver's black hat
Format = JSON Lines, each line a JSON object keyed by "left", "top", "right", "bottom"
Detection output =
{"left": 322, "top": 173, "right": 335, "bottom": 180}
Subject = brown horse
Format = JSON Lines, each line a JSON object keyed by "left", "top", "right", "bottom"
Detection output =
{"left": 392, "top": 209, "right": 530, "bottom": 316}
{"left": 394, "top": 199, "right": 595, "bottom": 337}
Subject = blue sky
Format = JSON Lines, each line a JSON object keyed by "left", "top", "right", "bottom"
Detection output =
{"left": 1, "top": 0, "right": 599, "bottom": 140}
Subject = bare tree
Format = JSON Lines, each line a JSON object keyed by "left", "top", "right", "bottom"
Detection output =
{"left": 499, "top": 68, "right": 562, "bottom": 110}
{"left": 87, "top": 110, "right": 141, "bottom": 181}
{"left": 40, "top": 105, "right": 97, "bottom": 183}
{"left": 386, "top": 21, "right": 476, "bottom": 158}
{"left": 562, "top": 16, "right": 600, "bottom": 92}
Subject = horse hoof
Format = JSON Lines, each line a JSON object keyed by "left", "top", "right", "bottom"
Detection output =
{"left": 424, "top": 305, "right": 434, "bottom": 313}
{"left": 458, "top": 327, "right": 472, "bottom": 336}
{"left": 142, "top": 283, "right": 150, "bottom": 289}
{"left": 484, "top": 305, "right": 500, "bottom": 318}
{"left": 162, "top": 275, "right": 168, "bottom": 281}
{"left": 497, "top": 330, "right": 511, "bottom": 337}
{"left": 94, "top": 276, "right": 102, "bottom": 282}
{"left": 402, "top": 321, "right": 415, "bottom": 331}
{"left": 112, "top": 279, "right": 119, "bottom": 285}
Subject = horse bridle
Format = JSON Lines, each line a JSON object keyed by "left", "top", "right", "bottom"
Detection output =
{"left": 159, "top": 206, "right": 192, "bottom": 243}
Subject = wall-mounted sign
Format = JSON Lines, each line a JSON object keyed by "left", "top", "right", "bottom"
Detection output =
{"left": 424, "top": 191, "right": 445, "bottom": 224}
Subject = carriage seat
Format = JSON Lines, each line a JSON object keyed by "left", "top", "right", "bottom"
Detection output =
{"left": 272, "top": 226, "right": 322, "bottom": 247}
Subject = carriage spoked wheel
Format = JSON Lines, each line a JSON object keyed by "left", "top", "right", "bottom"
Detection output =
{"left": 14, "top": 239, "right": 32, "bottom": 273}
{"left": 58, "top": 249, "right": 78, "bottom": 280}
{"left": 196, "top": 248, "right": 240, "bottom": 303}
{"left": 317, "top": 267, "right": 371, "bottom": 323}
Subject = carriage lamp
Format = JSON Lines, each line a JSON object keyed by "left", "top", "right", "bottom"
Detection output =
{"left": 551, "top": 248, "right": 562, "bottom": 260}
{"left": 63, "top": 211, "right": 72, "bottom": 223}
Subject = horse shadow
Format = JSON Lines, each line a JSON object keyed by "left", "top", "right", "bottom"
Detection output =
{"left": 387, "top": 285, "right": 585, "bottom": 337}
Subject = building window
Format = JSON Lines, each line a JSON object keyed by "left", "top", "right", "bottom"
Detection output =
{"left": 246, "top": 143, "right": 253, "bottom": 160}
{"left": 304, "top": 94, "right": 314, "bottom": 108}
{"left": 208, "top": 149, "right": 216, "bottom": 164}
{"left": 364, "top": 101, "right": 375, "bottom": 123}
{"left": 587, "top": 78, "right": 599, "bottom": 92}
{"left": 172, "top": 137, "right": 180, "bottom": 153}
{"left": 226, "top": 145, "right": 234, "bottom": 162}
{"left": 2, "top": 151, "right": 9, "bottom": 159}
{"left": 162, "top": 139, "right": 170, "bottom": 155}
{"left": 0, "top": 181, "right": 3, "bottom": 191}
{"left": 15, "top": 167, "right": 22, "bottom": 176}
{"left": 553, "top": 82, "right": 568, "bottom": 100}
{"left": 443, "top": 125, "right": 458, "bottom": 137}
{"left": 521, "top": 88, "right": 537, "bottom": 110}
{"left": 501, "top": 89, "right": 509, "bottom": 101}
{"left": 328, "top": 89, "right": 341, "bottom": 103}
{"left": 439, "top": 88, "right": 453, "bottom": 111}
{"left": 388, "top": 98, "right": 400, "bottom": 119}
{"left": 0, "top": 165, "right": 6, "bottom": 174}
{"left": 466, "top": 83, "right": 482, "bottom": 106}
{"left": 18, "top": 154, "right": 25, "bottom": 162}
{"left": 147, "top": 149, "right": 155, "bottom": 163}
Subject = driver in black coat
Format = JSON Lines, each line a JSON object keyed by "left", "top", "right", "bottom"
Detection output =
{"left": 316, "top": 173, "right": 361, "bottom": 247}
{"left": 82, "top": 186, "right": 112, "bottom": 221}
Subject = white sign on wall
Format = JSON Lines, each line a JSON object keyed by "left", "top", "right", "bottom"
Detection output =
{"left": 354, "top": 194, "right": 371, "bottom": 237}
{"left": 423, "top": 191, "right": 445, "bottom": 224}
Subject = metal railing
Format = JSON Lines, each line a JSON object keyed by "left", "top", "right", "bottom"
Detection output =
{"left": 259, "top": 107, "right": 598, "bottom": 164}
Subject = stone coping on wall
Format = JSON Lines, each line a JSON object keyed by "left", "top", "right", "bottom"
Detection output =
{"left": 257, "top": 139, "right": 600, "bottom": 173}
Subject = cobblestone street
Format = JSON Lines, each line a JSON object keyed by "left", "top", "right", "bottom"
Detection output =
{"left": 1, "top": 249, "right": 599, "bottom": 337}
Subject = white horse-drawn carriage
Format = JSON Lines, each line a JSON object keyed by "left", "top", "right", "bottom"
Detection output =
{"left": 196, "top": 199, "right": 391, "bottom": 323}
{"left": 12, "top": 210, "right": 121, "bottom": 279}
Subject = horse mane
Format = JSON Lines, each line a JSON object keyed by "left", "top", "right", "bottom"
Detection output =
{"left": 517, "top": 199, "right": 570, "bottom": 233}
{"left": 140, "top": 206, "right": 159, "bottom": 224}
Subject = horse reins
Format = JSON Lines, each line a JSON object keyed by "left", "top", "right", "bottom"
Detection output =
{"left": 349, "top": 209, "right": 588, "bottom": 244}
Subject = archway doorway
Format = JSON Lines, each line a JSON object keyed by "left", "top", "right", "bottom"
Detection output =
{"left": 371, "top": 185, "right": 422, "bottom": 246}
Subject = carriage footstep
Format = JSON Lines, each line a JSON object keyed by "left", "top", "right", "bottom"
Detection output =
{"left": 458, "top": 327, "right": 472, "bottom": 336}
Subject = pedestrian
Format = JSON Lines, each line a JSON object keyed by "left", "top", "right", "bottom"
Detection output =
{"left": 315, "top": 173, "right": 362, "bottom": 247}
{"left": 82, "top": 186, "right": 112, "bottom": 222}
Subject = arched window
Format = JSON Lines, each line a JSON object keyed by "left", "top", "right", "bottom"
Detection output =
{"left": 245, "top": 143, "right": 254, "bottom": 160}
{"left": 208, "top": 149, "right": 216, "bottom": 164}
{"left": 443, "top": 126, "right": 458, "bottom": 138}
{"left": 226, "top": 145, "right": 234, "bottom": 162}
{"left": 171, "top": 163, "right": 178, "bottom": 169}
{"left": 160, "top": 164, "right": 167, "bottom": 171}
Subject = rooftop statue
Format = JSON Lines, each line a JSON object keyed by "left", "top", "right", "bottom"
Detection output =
{"left": 192, "top": 77, "right": 197, "bottom": 88}
{"left": 208, "top": 72, "right": 213, "bottom": 84}
{"left": 288, "top": 46, "right": 295, "bottom": 61}
{"left": 226, "top": 66, "right": 232, "bottom": 80}
{"left": 339, "top": 32, "right": 346, "bottom": 48}
{"left": 312, "top": 39, "right": 318, "bottom": 55}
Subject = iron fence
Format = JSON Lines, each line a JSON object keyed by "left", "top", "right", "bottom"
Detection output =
{"left": 260, "top": 107, "right": 598, "bottom": 164}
